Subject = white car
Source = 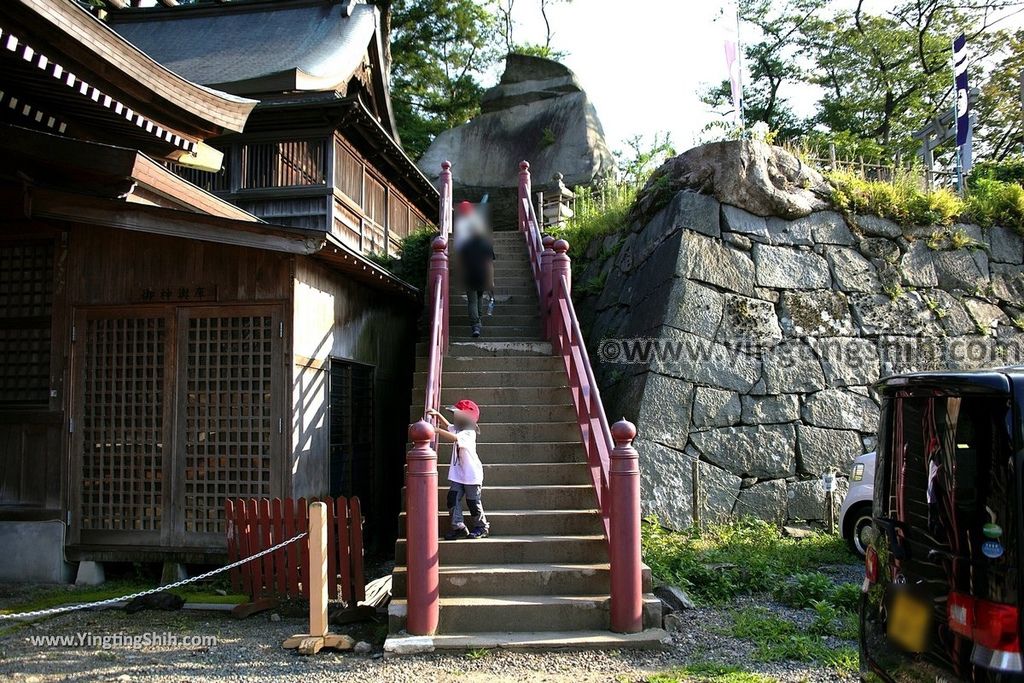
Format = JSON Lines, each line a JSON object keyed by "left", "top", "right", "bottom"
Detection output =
{"left": 838, "top": 451, "right": 875, "bottom": 557}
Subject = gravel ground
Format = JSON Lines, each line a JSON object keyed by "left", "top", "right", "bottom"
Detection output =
{"left": 0, "top": 564, "right": 863, "bottom": 683}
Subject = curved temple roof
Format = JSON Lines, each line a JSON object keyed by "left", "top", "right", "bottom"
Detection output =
{"left": 109, "top": 1, "right": 380, "bottom": 97}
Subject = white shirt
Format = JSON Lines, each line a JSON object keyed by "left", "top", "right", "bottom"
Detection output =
{"left": 448, "top": 427, "right": 483, "bottom": 485}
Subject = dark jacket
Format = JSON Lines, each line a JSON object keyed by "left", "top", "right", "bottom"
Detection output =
{"left": 457, "top": 234, "right": 495, "bottom": 291}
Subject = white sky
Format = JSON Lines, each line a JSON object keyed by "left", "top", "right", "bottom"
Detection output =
{"left": 498, "top": 0, "right": 1024, "bottom": 155}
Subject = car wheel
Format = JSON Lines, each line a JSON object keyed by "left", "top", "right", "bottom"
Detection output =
{"left": 846, "top": 503, "right": 873, "bottom": 558}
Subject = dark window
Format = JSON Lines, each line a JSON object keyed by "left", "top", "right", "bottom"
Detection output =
{"left": 241, "top": 139, "right": 327, "bottom": 189}
{"left": 0, "top": 241, "right": 54, "bottom": 407}
{"left": 329, "top": 359, "right": 374, "bottom": 502}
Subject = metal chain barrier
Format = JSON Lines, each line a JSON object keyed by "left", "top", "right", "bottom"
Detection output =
{"left": 0, "top": 531, "right": 308, "bottom": 621}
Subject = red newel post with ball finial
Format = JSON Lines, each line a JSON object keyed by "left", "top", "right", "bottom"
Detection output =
{"left": 405, "top": 420, "right": 439, "bottom": 635}
{"left": 609, "top": 419, "right": 643, "bottom": 633}
{"left": 518, "top": 161, "right": 532, "bottom": 231}
{"left": 540, "top": 235, "right": 556, "bottom": 341}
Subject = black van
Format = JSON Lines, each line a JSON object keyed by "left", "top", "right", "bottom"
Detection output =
{"left": 862, "top": 369, "right": 1023, "bottom": 681}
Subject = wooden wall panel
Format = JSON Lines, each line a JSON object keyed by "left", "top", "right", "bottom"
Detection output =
{"left": 66, "top": 226, "right": 291, "bottom": 306}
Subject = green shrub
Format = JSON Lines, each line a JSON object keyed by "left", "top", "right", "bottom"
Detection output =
{"left": 366, "top": 225, "right": 438, "bottom": 291}
{"left": 549, "top": 183, "right": 637, "bottom": 267}
{"left": 970, "top": 157, "right": 1024, "bottom": 188}
{"left": 965, "top": 178, "right": 1024, "bottom": 232}
{"left": 831, "top": 582, "right": 862, "bottom": 611}
{"left": 641, "top": 518, "right": 849, "bottom": 605}
{"left": 773, "top": 572, "right": 833, "bottom": 608}
{"left": 829, "top": 170, "right": 961, "bottom": 226}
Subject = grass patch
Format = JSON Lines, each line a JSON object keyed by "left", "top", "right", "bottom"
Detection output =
{"left": 647, "top": 662, "right": 775, "bottom": 682}
{"left": 641, "top": 518, "right": 850, "bottom": 605}
{"left": 829, "top": 170, "right": 1024, "bottom": 234}
{"left": 550, "top": 183, "right": 637, "bottom": 274}
{"left": 731, "top": 608, "right": 857, "bottom": 674}
{"left": 0, "top": 580, "right": 247, "bottom": 617}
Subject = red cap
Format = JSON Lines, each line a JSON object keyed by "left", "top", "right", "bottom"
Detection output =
{"left": 448, "top": 399, "right": 480, "bottom": 423}
{"left": 457, "top": 200, "right": 474, "bottom": 216}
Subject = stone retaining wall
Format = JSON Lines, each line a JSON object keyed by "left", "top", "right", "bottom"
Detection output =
{"left": 574, "top": 144, "right": 1024, "bottom": 529}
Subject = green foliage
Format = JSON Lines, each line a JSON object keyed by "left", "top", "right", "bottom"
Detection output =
{"left": 731, "top": 608, "right": 857, "bottom": 673}
{"left": 616, "top": 133, "right": 676, "bottom": 187}
{"left": 970, "top": 157, "right": 1024, "bottom": 188}
{"left": 831, "top": 581, "right": 862, "bottom": 611}
{"left": 388, "top": 0, "right": 500, "bottom": 159}
{"left": 465, "top": 647, "right": 490, "bottom": 660}
{"left": 975, "top": 32, "right": 1024, "bottom": 162}
{"left": 367, "top": 225, "right": 438, "bottom": 291}
{"left": 550, "top": 183, "right": 637, "bottom": 272}
{"left": 829, "top": 170, "right": 962, "bottom": 227}
{"left": 647, "top": 662, "right": 774, "bottom": 683}
{"left": 773, "top": 572, "right": 833, "bottom": 608}
{"left": 641, "top": 519, "right": 850, "bottom": 605}
{"left": 965, "top": 179, "right": 1024, "bottom": 232}
{"left": 509, "top": 42, "right": 567, "bottom": 60}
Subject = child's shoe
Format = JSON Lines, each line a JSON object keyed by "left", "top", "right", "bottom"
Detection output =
{"left": 468, "top": 526, "right": 489, "bottom": 539}
{"left": 471, "top": 324, "right": 481, "bottom": 338}
{"left": 487, "top": 298, "right": 495, "bottom": 316}
{"left": 444, "top": 526, "right": 470, "bottom": 540}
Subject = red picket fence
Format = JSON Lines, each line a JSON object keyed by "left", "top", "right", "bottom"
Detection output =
{"left": 224, "top": 497, "right": 365, "bottom": 606}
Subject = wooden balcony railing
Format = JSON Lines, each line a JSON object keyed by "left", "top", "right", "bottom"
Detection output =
{"left": 518, "top": 160, "right": 644, "bottom": 634}
{"left": 404, "top": 160, "right": 452, "bottom": 636}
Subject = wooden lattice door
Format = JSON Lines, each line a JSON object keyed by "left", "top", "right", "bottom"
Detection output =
{"left": 174, "top": 307, "right": 283, "bottom": 547}
{"left": 72, "top": 305, "right": 283, "bottom": 549}
{"left": 73, "top": 310, "right": 171, "bottom": 546}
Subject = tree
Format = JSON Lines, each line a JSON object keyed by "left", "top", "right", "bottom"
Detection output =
{"left": 975, "top": 29, "right": 1024, "bottom": 161}
{"left": 385, "top": 0, "right": 500, "bottom": 159}
{"left": 702, "top": 0, "right": 827, "bottom": 138}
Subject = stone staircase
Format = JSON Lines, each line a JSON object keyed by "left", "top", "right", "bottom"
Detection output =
{"left": 388, "top": 231, "right": 666, "bottom": 651}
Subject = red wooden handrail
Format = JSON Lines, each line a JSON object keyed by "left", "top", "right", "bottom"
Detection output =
{"left": 517, "top": 160, "right": 643, "bottom": 633}
{"left": 405, "top": 161, "right": 453, "bottom": 636}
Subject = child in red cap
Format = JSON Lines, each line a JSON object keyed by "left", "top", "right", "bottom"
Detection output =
{"left": 428, "top": 399, "right": 490, "bottom": 539}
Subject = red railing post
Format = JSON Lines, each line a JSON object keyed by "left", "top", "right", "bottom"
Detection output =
{"left": 518, "top": 161, "right": 532, "bottom": 232}
{"left": 609, "top": 419, "right": 642, "bottom": 633}
{"left": 540, "top": 235, "right": 555, "bottom": 342}
{"left": 439, "top": 161, "right": 452, "bottom": 350}
{"left": 405, "top": 420, "right": 439, "bottom": 635}
{"left": 550, "top": 239, "right": 571, "bottom": 352}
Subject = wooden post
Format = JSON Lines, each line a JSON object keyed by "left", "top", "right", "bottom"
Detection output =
{"left": 405, "top": 420, "right": 439, "bottom": 635}
{"left": 283, "top": 501, "right": 354, "bottom": 654}
{"left": 540, "top": 236, "right": 555, "bottom": 342}
{"left": 309, "top": 502, "right": 328, "bottom": 637}
{"left": 550, "top": 239, "right": 571, "bottom": 353}
{"left": 519, "top": 161, "right": 532, "bottom": 232}
{"left": 609, "top": 419, "right": 643, "bottom": 633}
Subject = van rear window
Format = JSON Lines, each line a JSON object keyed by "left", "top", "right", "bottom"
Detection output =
{"left": 881, "top": 394, "right": 1016, "bottom": 574}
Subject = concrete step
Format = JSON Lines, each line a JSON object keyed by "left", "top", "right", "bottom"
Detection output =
{"left": 415, "top": 355, "right": 560, "bottom": 372}
{"left": 409, "top": 403, "right": 575, "bottom": 422}
{"left": 437, "top": 484, "right": 595, "bottom": 509}
{"left": 414, "top": 370, "right": 566, "bottom": 389}
{"left": 469, "top": 441, "right": 583, "bottom": 463}
{"left": 394, "top": 534, "right": 607, "bottom": 565}
{"left": 384, "top": 629, "right": 670, "bottom": 653}
{"left": 449, "top": 314, "right": 540, "bottom": 327}
{"left": 451, "top": 333, "right": 546, "bottom": 343}
{"left": 389, "top": 594, "right": 662, "bottom": 633}
{"left": 435, "top": 462, "right": 590, "bottom": 485}
{"left": 436, "top": 386, "right": 573, "bottom": 406}
{"left": 391, "top": 562, "right": 652, "bottom": 597}
{"left": 398, "top": 509, "right": 603, "bottom": 537}
{"left": 451, "top": 293, "right": 539, "bottom": 306}
{"left": 416, "top": 340, "right": 552, "bottom": 357}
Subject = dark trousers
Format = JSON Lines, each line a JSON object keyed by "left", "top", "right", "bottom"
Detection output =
{"left": 466, "top": 288, "right": 484, "bottom": 326}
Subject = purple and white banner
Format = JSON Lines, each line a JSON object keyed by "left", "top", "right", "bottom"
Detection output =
{"left": 953, "top": 33, "right": 969, "bottom": 148}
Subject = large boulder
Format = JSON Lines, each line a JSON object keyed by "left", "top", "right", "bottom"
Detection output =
{"left": 418, "top": 54, "right": 613, "bottom": 217}
{"left": 631, "top": 140, "right": 831, "bottom": 223}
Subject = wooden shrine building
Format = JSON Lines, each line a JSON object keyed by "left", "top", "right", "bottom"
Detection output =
{"left": 0, "top": 0, "right": 434, "bottom": 581}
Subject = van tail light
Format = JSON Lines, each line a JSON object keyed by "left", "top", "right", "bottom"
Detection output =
{"left": 975, "top": 601, "right": 1020, "bottom": 652}
{"left": 947, "top": 591, "right": 1022, "bottom": 672}
{"left": 865, "top": 546, "right": 879, "bottom": 583}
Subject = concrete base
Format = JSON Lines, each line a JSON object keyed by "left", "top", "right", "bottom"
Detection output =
{"left": 384, "top": 629, "right": 671, "bottom": 654}
{"left": 160, "top": 561, "right": 188, "bottom": 586}
{"left": 0, "top": 521, "right": 74, "bottom": 583}
{"left": 75, "top": 560, "right": 105, "bottom": 586}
